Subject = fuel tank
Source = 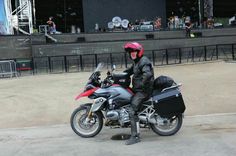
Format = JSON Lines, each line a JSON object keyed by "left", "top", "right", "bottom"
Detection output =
{"left": 94, "top": 85, "right": 132, "bottom": 108}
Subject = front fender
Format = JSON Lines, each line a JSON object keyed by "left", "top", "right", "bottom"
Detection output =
{"left": 78, "top": 103, "right": 105, "bottom": 119}
{"left": 75, "top": 87, "right": 99, "bottom": 100}
{"left": 80, "top": 103, "right": 92, "bottom": 109}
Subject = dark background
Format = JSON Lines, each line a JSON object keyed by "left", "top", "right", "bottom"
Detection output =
{"left": 82, "top": 0, "right": 166, "bottom": 33}
{"left": 32, "top": 0, "right": 236, "bottom": 33}
{"left": 35, "top": 0, "right": 84, "bottom": 33}
{"left": 213, "top": 0, "right": 236, "bottom": 17}
{"left": 166, "top": 0, "right": 199, "bottom": 22}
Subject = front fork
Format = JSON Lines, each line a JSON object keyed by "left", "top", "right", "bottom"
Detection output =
{"left": 84, "top": 97, "right": 106, "bottom": 124}
{"left": 82, "top": 103, "right": 94, "bottom": 125}
{"left": 84, "top": 111, "right": 93, "bottom": 124}
{"left": 84, "top": 105, "right": 95, "bottom": 125}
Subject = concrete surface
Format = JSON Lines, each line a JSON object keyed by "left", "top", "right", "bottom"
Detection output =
{"left": 1, "top": 61, "right": 236, "bottom": 129}
{"left": 0, "top": 61, "right": 236, "bottom": 155}
{"left": 0, "top": 113, "right": 235, "bottom": 156}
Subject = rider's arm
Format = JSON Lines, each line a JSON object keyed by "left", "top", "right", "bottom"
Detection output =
{"left": 123, "top": 65, "right": 134, "bottom": 76}
{"left": 141, "top": 64, "right": 153, "bottom": 86}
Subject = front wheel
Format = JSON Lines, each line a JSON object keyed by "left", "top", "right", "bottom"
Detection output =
{"left": 70, "top": 104, "right": 103, "bottom": 138}
{"left": 150, "top": 114, "right": 183, "bottom": 136}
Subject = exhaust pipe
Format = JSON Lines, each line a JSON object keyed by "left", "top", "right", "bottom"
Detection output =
{"left": 139, "top": 115, "right": 157, "bottom": 124}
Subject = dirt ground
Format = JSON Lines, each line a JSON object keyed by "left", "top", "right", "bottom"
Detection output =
{"left": 0, "top": 61, "right": 236, "bottom": 129}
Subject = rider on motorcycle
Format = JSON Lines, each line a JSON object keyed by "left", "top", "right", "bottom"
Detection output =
{"left": 123, "top": 42, "right": 154, "bottom": 145}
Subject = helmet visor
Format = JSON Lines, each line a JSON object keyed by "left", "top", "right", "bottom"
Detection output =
{"left": 125, "top": 48, "right": 138, "bottom": 53}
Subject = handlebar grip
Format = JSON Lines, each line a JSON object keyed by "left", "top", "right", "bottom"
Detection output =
{"left": 107, "top": 71, "right": 111, "bottom": 76}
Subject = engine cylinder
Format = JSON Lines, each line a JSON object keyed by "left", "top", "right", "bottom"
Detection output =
{"left": 106, "top": 110, "right": 119, "bottom": 120}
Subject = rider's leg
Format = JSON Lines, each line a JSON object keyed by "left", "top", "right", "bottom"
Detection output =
{"left": 126, "top": 92, "right": 148, "bottom": 145}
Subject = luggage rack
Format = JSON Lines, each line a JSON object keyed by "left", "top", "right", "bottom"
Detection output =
{"left": 161, "top": 83, "right": 182, "bottom": 92}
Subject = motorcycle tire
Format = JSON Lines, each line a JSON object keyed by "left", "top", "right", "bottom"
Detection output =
{"left": 70, "top": 104, "right": 103, "bottom": 138}
{"left": 150, "top": 114, "right": 183, "bottom": 136}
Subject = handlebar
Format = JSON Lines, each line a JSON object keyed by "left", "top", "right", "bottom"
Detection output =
{"left": 101, "top": 71, "right": 114, "bottom": 88}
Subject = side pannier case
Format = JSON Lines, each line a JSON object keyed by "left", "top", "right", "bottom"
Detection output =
{"left": 152, "top": 88, "right": 185, "bottom": 118}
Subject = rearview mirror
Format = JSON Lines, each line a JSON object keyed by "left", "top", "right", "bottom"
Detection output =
{"left": 112, "top": 65, "right": 116, "bottom": 71}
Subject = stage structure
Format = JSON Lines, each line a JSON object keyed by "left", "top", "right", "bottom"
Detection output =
{"left": 0, "top": 0, "right": 34, "bottom": 35}
{"left": 11, "top": 0, "right": 33, "bottom": 35}
{"left": 204, "top": 0, "right": 213, "bottom": 18}
{"left": 82, "top": 0, "right": 166, "bottom": 33}
{"left": 1, "top": 0, "right": 235, "bottom": 35}
{"left": 0, "top": 0, "right": 13, "bottom": 34}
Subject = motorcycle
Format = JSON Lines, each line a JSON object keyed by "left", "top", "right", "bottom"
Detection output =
{"left": 70, "top": 63, "right": 186, "bottom": 138}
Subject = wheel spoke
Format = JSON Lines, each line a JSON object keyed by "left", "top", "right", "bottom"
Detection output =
{"left": 71, "top": 105, "right": 103, "bottom": 138}
{"left": 73, "top": 108, "right": 99, "bottom": 135}
{"left": 155, "top": 117, "right": 178, "bottom": 132}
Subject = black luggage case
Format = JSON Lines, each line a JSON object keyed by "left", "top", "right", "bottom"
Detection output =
{"left": 152, "top": 88, "right": 185, "bottom": 118}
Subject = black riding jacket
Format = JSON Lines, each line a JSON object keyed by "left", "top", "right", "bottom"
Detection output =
{"left": 124, "top": 56, "right": 154, "bottom": 94}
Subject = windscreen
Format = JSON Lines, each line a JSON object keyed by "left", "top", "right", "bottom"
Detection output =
{"left": 94, "top": 62, "right": 104, "bottom": 72}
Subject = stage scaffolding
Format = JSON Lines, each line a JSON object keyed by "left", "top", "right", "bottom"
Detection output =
{"left": 11, "top": 0, "right": 33, "bottom": 35}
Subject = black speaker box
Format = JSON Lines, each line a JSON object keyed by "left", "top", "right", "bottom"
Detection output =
{"left": 77, "top": 37, "right": 85, "bottom": 42}
{"left": 193, "top": 32, "right": 202, "bottom": 37}
{"left": 145, "top": 34, "right": 154, "bottom": 39}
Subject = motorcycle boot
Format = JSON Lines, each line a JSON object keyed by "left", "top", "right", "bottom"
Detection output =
{"left": 126, "top": 136, "right": 140, "bottom": 145}
{"left": 125, "top": 109, "right": 141, "bottom": 145}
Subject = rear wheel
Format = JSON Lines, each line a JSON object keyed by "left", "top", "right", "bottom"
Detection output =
{"left": 70, "top": 104, "right": 103, "bottom": 138}
{"left": 150, "top": 114, "right": 183, "bottom": 136}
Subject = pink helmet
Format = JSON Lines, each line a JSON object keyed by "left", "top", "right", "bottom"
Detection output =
{"left": 124, "top": 42, "right": 144, "bottom": 58}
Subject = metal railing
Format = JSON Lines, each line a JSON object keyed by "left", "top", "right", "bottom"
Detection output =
{"left": 0, "top": 60, "right": 18, "bottom": 78}
{"left": 6, "top": 43, "right": 236, "bottom": 76}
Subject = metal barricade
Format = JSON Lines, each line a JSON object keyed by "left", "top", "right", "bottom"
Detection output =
{"left": 39, "top": 25, "right": 49, "bottom": 34}
{"left": 0, "top": 60, "right": 18, "bottom": 78}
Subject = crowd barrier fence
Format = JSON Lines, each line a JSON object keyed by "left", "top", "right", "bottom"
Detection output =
{"left": 0, "top": 60, "right": 18, "bottom": 78}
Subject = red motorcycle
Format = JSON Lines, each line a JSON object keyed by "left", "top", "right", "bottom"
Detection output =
{"left": 71, "top": 63, "right": 185, "bottom": 138}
